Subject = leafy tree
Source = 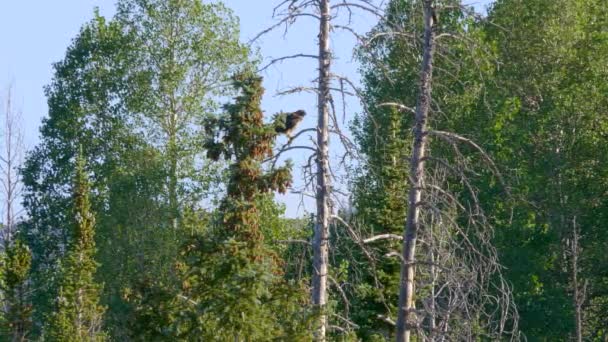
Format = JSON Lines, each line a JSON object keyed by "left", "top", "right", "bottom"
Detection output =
{"left": 46, "top": 154, "right": 106, "bottom": 341}
{"left": 115, "top": 0, "right": 249, "bottom": 228}
{"left": 174, "top": 70, "right": 311, "bottom": 340}
{"left": 20, "top": 13, "right": 139, "bottom": 334}
{"left": 481, "top": 0, "right": 608, "bottom": 339}
{"left": 21, "top": 2, "right": 248, "bottom": 338}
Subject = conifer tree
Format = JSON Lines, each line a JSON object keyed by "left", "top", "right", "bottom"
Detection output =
{"left": 46, "top": 154, "right": 106, "bottom": 341}
{"left": 174, "top": 70, "right": 310, "bottom": 340}
{"left": 1, "top": 239, "right": 32, "bottom": 341}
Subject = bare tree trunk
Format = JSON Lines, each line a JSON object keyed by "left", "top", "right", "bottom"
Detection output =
{"left": 312, "top": 0, "right": 331, "bottom": 340}
{"left": 1, "top": 83, "right": 26, "bottom": 342}
{"left": 429, "top": 249, "right": 437, "bottom": 340}
{"left": 571, "top": 217, "right": 585, "bottom": 342}
{"left": 396, "top": 2, "right": 436, "bottom": 341}
{"left": 1, "top": 83, "right": 23, "bottom": 246}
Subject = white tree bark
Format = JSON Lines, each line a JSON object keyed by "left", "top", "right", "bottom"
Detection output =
{"left": 0, "top": 83, "right": 24, "bottom": 247}
{"left": 312, "top": 0, "right": 332, "bottom": 340}
{"left": 396, "top": 1, "right": 436, "bottom": 341}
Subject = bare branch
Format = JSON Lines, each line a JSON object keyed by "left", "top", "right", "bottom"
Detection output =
{"left": 259, "top": 54, "right": 320, "bottom": 72}
{"left": 378, "top": 102, "right": 416, "bottom": 114}
{"left": 363, "top": 234, "right": 403, "bottom": 244}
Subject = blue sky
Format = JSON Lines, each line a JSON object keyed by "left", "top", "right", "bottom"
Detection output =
{"left": 0, "top": 0, "right": 493, "bottom": 217}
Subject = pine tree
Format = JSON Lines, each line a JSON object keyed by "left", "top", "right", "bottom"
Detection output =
{"left": 1, "top": 239, "right": 32, "bottom": 341}
{"left": 174, "top": 70, "right": 311, "bottom": 340}
{"left": 46, "top": 154, "right": 106, "bottom": 341}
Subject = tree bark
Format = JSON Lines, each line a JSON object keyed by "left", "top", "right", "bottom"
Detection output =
{"left": 312, "top": 0, "right": 331, "bottom": 340}
{"left": 571, "top": 217, "right": 584, "bottom": 342}
{"left": 396, "top": 2, "right": 436, "bottom": 341}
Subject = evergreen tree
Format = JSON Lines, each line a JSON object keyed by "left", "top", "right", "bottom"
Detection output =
{"left": 46, "top": 154, "right": 106, "bottom": 341}
{"left": 1, "top": 239, "right": 32, "bottom": 341}
{"left": 174, "top": 70, "right": 311, "bottom": 340}
{"left": 20, "top": 14, "right": 148, "bottom": 334}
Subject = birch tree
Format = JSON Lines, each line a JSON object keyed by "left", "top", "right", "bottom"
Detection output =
{"left": 116, "top": 0, "right": 248, "bottom": 229}
{"left": 21, "top": 4, "right": 249, "bottom": 338}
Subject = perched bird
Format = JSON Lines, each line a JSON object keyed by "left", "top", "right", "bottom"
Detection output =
{"left": 275, "top": 110, "right": 306, "bottom": 137}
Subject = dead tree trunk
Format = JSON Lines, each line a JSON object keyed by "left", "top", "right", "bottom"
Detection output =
{"left": 396, "top": 2, "right": 436, "bottom": 341}
{"left": 1, "top": 83, "right": 27, "bottom": 342}
{"left": 0, "top": 83, "right": 23, "bottom": 247}
{"left": 312, "top": 0, "right": 332, "bottom": 340}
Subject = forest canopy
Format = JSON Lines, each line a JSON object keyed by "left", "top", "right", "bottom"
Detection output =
{"left": 0, "top": 0, "right": 607, "bottom": 341}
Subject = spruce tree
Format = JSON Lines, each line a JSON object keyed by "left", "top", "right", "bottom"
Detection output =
{"left": 1, "top": 239, "right": 32, "bottom": 341}
{"left": 46, "top": 154, "right": 106, "bottom": 341}
{"left": 174, "top": 70, "right": 311, "bottom": 340}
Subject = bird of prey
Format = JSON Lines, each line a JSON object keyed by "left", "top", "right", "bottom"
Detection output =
{"left": 275, "top": 110, "right": 306, "bottom": 137}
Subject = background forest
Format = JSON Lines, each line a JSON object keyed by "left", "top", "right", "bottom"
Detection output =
{"left": 0, "top": 0, "right": 607, "bottom": 341}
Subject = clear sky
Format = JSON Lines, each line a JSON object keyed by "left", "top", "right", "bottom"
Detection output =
{"left": 0, "top": 0, "right": 493, "bottom": 217}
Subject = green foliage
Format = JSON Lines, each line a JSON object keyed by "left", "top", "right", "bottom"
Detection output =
{"left": 116, "top": 0, "right": 249, "bottom": 223}
{"left": 175, "top": 70, "right": 312, "bottom": 341}
{"left": 14, "top": 0, "right": 608, "bottom": 340}
{"left": 21, "top": 1, "right": 249, "bottom": 339}
{"left": 480, "top": 0, "right": 608, "bottom": 338}
{"left": 46, "top": 155, "right": 106, "bottom": 341}
{"left": 20, "top": 12, "right": 144, "bottom": 335}
{"left": 0, "top": 240, "right": 33, "bottom": 341}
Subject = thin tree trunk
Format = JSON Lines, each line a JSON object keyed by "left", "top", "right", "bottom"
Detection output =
{"left": 2, "top": 83, "right": 26, "bottom": 341}
{"left": 312, "top": 0, "right": 331, "bottom": 340}
{"left": 168, "top": 132, "right": 178, "bottom": 230}
{"left": 429, "top": 249, "right": 437, "bottom": 340}
{"left": 571, "top": 217, "right": 584, "bottom": 342}
{"left": 2, "top": 84, "right": 20, "bottom": 245}
{"left": 396, "top": 2, "right": 436, "bottom": 341}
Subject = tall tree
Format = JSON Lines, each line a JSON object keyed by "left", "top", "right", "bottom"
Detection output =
{"left": 261, "top": 0, "right": 379, "bottom": 337}
{"left": 46, "top": 154, "right": 106, "bottom": 341}
{"left": 20, "top": 14, "right": 140, "bottom": 332}
{"left": 354, "top": 1, "right": 520, "bottom": 340}
{"left": 482, "top": 0, "right": 608, "bottom": 338}
{"left": 312, "top": 1, "right": 332, "bottom": 340}
{"left": 395, "top": 2, "right": 436, "bottom": 340}
{"left": 174, "top": 70, "right": 310, "bottom": 340}
{"left": 21, "top": 2, "right": 249, "bottom": 337}
{"left": 115, "top": 0, "right": 248, "bottom": 229}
